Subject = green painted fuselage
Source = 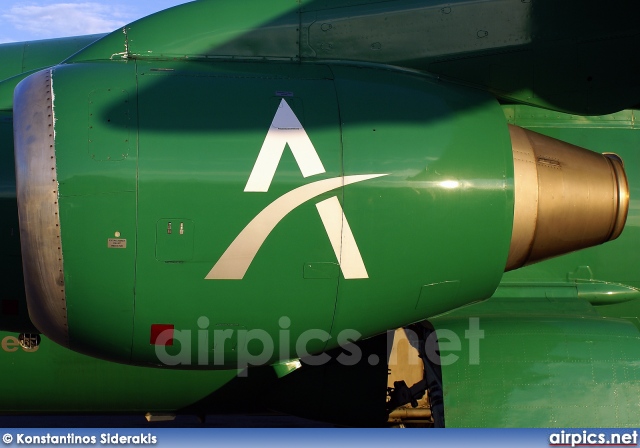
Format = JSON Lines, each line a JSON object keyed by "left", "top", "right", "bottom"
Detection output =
{"left": 432, "top": 106, "right": 640, "bottom": 427}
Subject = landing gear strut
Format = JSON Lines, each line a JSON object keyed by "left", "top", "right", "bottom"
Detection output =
{"left": 386, "top": 322, "right": 444, "bottom": 427}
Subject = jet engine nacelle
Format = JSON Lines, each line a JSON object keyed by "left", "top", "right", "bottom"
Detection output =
{"left": 13, "top": 61, "right": 628, "bottom": 367}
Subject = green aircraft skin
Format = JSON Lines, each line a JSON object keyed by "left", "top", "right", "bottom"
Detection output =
{"left": 67, "top": 0, "right": 640, "bottom": 115}
{"left": 432, "top": 106, "right": 640, "bottom": 427}
{"left": 0, "top": 34, "right": 104, "bottom": 83}
{"left": 39, "top": 59, "right": 512, "bottom": 367}
{"left": 0, "top": 35, "right": 105, "bottom": 112}
{"left": 1, "top": 0, "right": 640, "bottom": 427}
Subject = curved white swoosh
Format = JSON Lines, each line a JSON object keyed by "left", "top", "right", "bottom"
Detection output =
{"left": 206, "top": 174, "right": 387, "bottom": 279}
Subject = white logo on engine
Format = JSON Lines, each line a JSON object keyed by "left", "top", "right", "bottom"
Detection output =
{"left": 206, "top": 99, "right": 387, "bottom": 280}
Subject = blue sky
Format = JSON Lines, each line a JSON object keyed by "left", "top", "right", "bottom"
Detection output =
{"left": 0, "top": 1, "right": 193, "bottom": 43}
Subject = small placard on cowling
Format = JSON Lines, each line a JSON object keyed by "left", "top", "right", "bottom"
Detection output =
{"left": 107, "top": 238, "right": 127, "bottom": 249}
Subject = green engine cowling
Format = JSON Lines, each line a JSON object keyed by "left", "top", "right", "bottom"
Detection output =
{"left": 13, "top": 60, "right": 628, "bottom": 367}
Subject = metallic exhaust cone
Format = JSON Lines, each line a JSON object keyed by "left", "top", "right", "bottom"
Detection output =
{"left": 506, "top": 125, "right": 629, "bottom": 271}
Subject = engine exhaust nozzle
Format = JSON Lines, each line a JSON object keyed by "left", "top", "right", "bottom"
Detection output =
{"left": 506, "top": 125, "right": 629, "bottom": 271}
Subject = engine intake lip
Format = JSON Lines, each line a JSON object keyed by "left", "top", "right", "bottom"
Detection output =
{"left": 13, "top": 68, "right": 69, "bottom": 347}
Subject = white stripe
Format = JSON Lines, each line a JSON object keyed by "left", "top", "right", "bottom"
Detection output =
{"left": 207, "top": 174, "right": 387, "bottom": 279}
{"left": 315, "top": 196, "right": 369, "bottom": 279}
